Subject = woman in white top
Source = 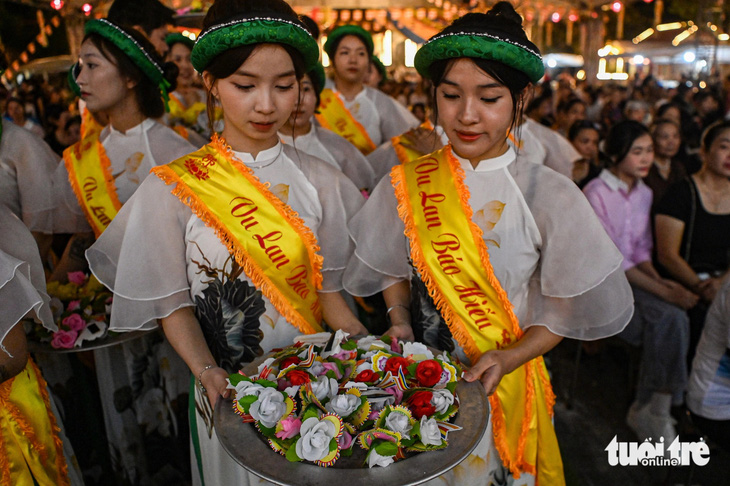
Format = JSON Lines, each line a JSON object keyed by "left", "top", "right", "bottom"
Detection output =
{"left": 321, "top": 24, "right": 419, "bottom": 152}
{"left": 279, "top": 62, "right": 375, "bottom": 192}
{"left": 48, "top": 19, "right": 195, "bottom": 484}
{"left": 345, "top": 4, "right": 633, "bottom": 484}
{"left": 87, "top": 1, "right": 367, "bottom": 483}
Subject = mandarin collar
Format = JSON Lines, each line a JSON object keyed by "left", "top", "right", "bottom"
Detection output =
{"left": 107, "top": 118, "right": 154, "bottom": 138}
{"left": 279, "top": 123, "right": 315, "bottom": 145}
{"left": 451, "top": 145, "right": 516, "bottom": 172}
{"left": 232, "top": 141, "right": 283, "bottom": 165}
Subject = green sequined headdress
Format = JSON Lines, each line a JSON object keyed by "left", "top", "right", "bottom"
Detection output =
{"left": 191, "top": 15, "right": 320, "bottom": 73}
{"left": 323, "top": 24, "right": 374, "bottom": 58}
{"left": 69, "top": 19, "right": 171, "bottom": 107}
{"left": 307, "top": 62, "right": 326, "bottom": 96}
{"left": 414, "top": 14, "right": 544, "bottom": 84}
{"left": 371, "top": 55, "right": 387, "bottom": 83}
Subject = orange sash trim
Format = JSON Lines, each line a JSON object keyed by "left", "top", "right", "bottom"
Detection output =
{"left": 392, "top": 121, "right": 434, "bottom": 165}
{"left": 391, "top": 146, "right": 563, "bottom": 484}
{"left": 315, "top": 88, "right": 377, "bottom": 155}
{"left": 0, "top": 358, "right": 70, "bottom": 486}
{"left": 80, "top": 108, "right": 103, "bottom": 139}
{"left": 152, "top": 135, "right": 324, "bottom": 334}
{"left": 63, "top": 131, "right": 122, "bottom": 237}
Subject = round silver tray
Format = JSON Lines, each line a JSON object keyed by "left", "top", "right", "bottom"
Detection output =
{"left": 28, "top": 329, "right": 156, "bottom": 354}
{"left": 215, "top": 359, "right": 489, "bottom": 486}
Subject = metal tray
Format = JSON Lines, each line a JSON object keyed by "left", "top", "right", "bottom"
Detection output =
{"left": 214, "top": 358, "right": 489, "bottom": 486}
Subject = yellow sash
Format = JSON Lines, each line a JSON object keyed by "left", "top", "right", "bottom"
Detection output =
{"left": 63, "top": 132, "right": 121, "bottom": 237}
{"left": 80, "top": 107, "right": 103, "bottom": 139}
{"left": 392, "top": 121, "right": 434, "bottom": 165}
{"left": 315, "top": 88, "right": 376, "bottom": 155}
{"left": 391, "top": 146, "right": 564, "bottom": 484}
{"left": 168, "top": 92, "right": 207, "bottom": 126}
{"left": 0, "top": 359, "right": 70, "bottom": 486}
{"left": 152, "top": 136, "right": 324, "bottom": 334}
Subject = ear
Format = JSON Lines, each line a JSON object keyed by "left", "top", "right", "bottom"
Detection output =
{"left": 124, "top": 76, "right": 139, "bottom": 90}
{"left": 203, "top": 71, "right": 217, "bottom": 98}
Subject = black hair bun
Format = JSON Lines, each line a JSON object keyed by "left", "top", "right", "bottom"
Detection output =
{"left": 486, "top": 1, "right": 523, "bottom": 27}
{"left": 162, "top": 61, "right": 179, "bottom": 91}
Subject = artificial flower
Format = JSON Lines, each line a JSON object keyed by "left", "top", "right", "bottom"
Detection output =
{"left": 402, "top": 341, "right": 434, "bottom": 360}
{"left": 67, "top": 271, "right": 87, "bottom": 285}
{"left": 295, "top": 417, "right": 340, "bottom": 462}
{"left": 51, "top": 329, "right": 77, "bottom": 349}
{"left": 419, "top": 416, "right": 442, "bottom": 446}
{"left": 356, "top": 335, "right": 389, "bottom": 352}
{"left": 407, "top": 391, "right": 436, "bottom": 419}
{"left": 355, "top": 369, "right": 378, "bottom": 383}
{"left": 62, "top": 313, "right": 86, "bottom": 332}
{"left": 325, "top": 394, "right": 361, "bottom": 417}
{"left": 275, "top": 416, "right": 302, "bottom": 440}
{"left": 249, "top": 388, "right": 289, "bottom": 429}
{"left": 311, "top": 376, "right": 339, "bottom": 402}
{"left": 67, "top": 300, "right": 81, "bottom": 312}
{"left": 231, "top": 380, "right": 266, "bottom": 399}
{"left": 416, "top": 359, "right": 443, "bottom": 387}
{"left": 287, "top": 369, "right": 311, "bottom": 386}
{"left": 431, "top": 389, "right": 455, "bottom": 415}
{"left": 384, "top": 410, "right": 412, "bottom": 439}
{"left": 368, "top": 448, "right": 395, "bottom": 468}
{"left": 280, "top": 356, "right": 301, "bottom": 369}
{"left": 384, "top": 356, "right": 410, "bottom": 375}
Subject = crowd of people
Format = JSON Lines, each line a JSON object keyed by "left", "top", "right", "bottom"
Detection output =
{"left": 1, "top": 0, "right": 728, "bottom": 485}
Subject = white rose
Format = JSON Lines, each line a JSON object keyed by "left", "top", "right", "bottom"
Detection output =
{"left": 249, "top": 388, "right": 288, "bottom": 429}
{"left": 402, "top": 342, "right": 434, "bottom": 360}
{"left": 325, "top": 394, "right": 361, "bottom": 417}
{"left": 419, "top": 416, "right": 442, "bottom": 446}
{"left": 320, "top": 329, "right": 350, "bottom": 358}
{"left": 309, "top": 361, "right": 325, "bottom": 376}
{"left": 384, "top": 411, "right": 412, "bottom": 439}
{"left": 295, "top": 417, "right": 339, "bottom": 462}
{"left": 284, "top": 385, "right": 300, "bottom": 397}
{"left": 311, "top": 376, "right": 339, "bottom": 402}
{"left": 367, "top": 448, "right": 395, "bottom": 468}
{"left": 230, "top": 380, "right": 266, "bottom": 401}
{"left": 431, "top": 389, "right": 455, "bottom": 415}
{"left": 357, "top": 335, "right": 389, "bottom": 352}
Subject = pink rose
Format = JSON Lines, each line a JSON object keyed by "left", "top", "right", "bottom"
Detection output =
{"left": 275, "top": 416, "right": 301, "bottom": 440}
{"left": 339, "top": 429, "right": 354, "bottom": 450}
{"left": 67, "top": 300, "right": 81, "bottom": 312}
{"left": 320, "top": 362, "right": 342, "bottom": 379}
{"left": 51, "top": 330, "right": 78, "bottom": 349}
{"left": 62, "top": 313, "right": 86, "bottom": 332}
{"left": 332, "top": 350, "right": 357, "bottom": 361}
{"left": 67, "top": 271, "right": 87, "bottom": 285}
{"left": 385, "top": 386, "right": 404, "bottom": 405}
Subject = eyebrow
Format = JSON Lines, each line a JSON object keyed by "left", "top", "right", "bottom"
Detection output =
{"left": 441, "top": 79, "right": 503, "bottom": 89}
{"left": 234, "top": 69, "right": 297, "bottom": 78}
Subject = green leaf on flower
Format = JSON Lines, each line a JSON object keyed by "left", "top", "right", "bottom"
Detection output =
{"left": 258, "top": 423, "right": 276, "bottom": 438}
{"left": 237, "top": 394, "right": 258, "bottom": 413}
{"left": 255, "top": 378, "right": 277, "bottom": 388}
{"left": 341, "top": 446, "right": 354, "bottom": 457}
{"left": 446, "top": 382, "right": 458, "bottom": 394}
{"left": 285, "top": 443, "right": 302, "bottom": 462}
{"left": 341, "top": 340, "right": 357, "bottom": 351}
{"left": 228, "top": 374, "right": 251, "bottom": 386}
{"left": 329, "top": 438, "right": 338, "bottom": 453}
{"left": 374, "top": 440, "right": 398, "bottom": 456}
{"left": 302, "top": 405, "right": 320, "bottom": 421}
{"left": 406, "top": 363, "right": 418, "bottom": 376}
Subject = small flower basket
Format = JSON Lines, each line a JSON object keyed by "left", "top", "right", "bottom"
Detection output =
{"left": 217, "top": 332, "right": 489, "bottom": 484}
{"left": 28, "top": 271, "right": 115, "bottom": 350}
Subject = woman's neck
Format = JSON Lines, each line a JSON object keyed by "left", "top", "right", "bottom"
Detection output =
{"left": 695, "top": 166, "right": 730, "bottom": 191}
{"left": 281, "top": 120, "right": 312, "bottom": 138}
{"left": 221, "top": 127, "right": 277, "bottom": 159}
{"left": 334, "top": 77, "right": 363, "bottom": 101}
{"left": 610, "top": 166, "right": 637, "bottom": 190}
{"left": 107, "top": 95, "right": 146, "bottom": 134}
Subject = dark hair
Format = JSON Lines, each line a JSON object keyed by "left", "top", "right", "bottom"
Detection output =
{"left": 65, "top": 115, "right": 82, "bottom": 131}
{"left": 557, "top": 97, "right": 586, "bottom": 114}
{"left": 650, "top": 118, "right": 680, "bottom": 137}
{"left": 604, "top": 120, "right": 651, "bottom": 166}
{"left": 655, "top": 102, "right": 682, "bottom": 120}
{"left": 201, "top": 0, "right": 306, "bottom": 134}
{"left": 107, "top": 0, "right": 175, "bottom": 35}
{"left": 568, "top": 120, "right": 599, "bottom": 142}
{"left": 300, "top": 15, "right": 320, "bottom": 40}
{"left": 426, "top": 3, "right": 532, "bottom": 140}
{"left": 700, "top": 119, "right": 730, "bottom": 151}
{"left": 83, "top": 29, "right": 177, "bottom": 119}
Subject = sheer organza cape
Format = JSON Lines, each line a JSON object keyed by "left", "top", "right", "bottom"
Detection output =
{"left": 345, "top": 149, "right": 633, "bottom": 341}
{"left": 0, "top": 206, "right": 55, "bottom": 354}
{"left": 87, "top": 144, "right": 364, "bottom": 331}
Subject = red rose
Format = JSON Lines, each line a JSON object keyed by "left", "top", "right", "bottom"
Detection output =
{"left": 355, "top": 370, "right": 379, "bottom": 383}
{"left": 407, "top": 390, "right": 436, "bottom": 419}
{"left": 415, "top": 360, "right": 443, "bottom": 387}
{"left": 287, "top": 369, "right": 311, "bottom": 386}
{"left": 384, "top": 356, "right": 409, "bottom": 375}
{"left": 280, "top": 356, "right": 302, "bottom": 369}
